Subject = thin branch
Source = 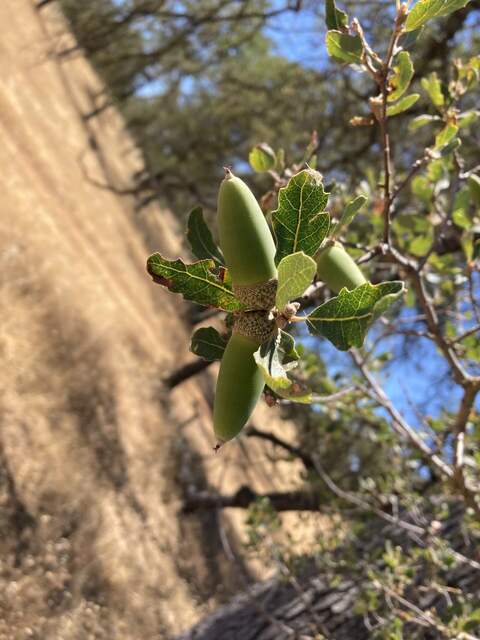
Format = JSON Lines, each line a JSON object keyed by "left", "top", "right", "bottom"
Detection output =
{"left": 311, "top": 454, "right": 426, "bottom": 536}
{"left": 374, "top": 580, "right": 480, "bottom": 640}
{"left": 164, "top": 358, "right": 212, "bottom": 388}
{"left": 451, "top": 324, "right": 480, "bottom": 345}
{"left": 246, "top": 426, "right": 314, "bottom": 471}
{"left": 390, "top": 151, "right": 432, "bottom": 211}
{"left": 182, "top": 485, "right": 322, "bottom": 513}
{"left": 351, "top": 349, "right": 454, "bottom": 480}
{"left": 378, "top": 10, "right": 405, "bottom": 245}
{"left": 453, "top": 385, "right": 477, "bottom": 471}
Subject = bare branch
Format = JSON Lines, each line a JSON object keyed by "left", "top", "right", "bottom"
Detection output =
{"left": 350, "top": 349, "right": 454, "bottom": 480}
{"left": 165, "top": 358, "right": 212, "bottom": 388}
{"left": 182, "top": 485, "right": 322, "bottom": 513}
{"left": 311, "top": 454, "right": 426, "bottom": 536}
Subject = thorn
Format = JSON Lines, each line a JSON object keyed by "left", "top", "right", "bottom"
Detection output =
{"left": 223, "top": 167, "right": 234, "bottom": 179}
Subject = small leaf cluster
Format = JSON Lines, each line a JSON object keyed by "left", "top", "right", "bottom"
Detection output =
{"left": 147, "top": 163, "right": 404, "bottom": 405}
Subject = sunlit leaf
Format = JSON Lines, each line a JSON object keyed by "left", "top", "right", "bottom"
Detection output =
{"left": 405, "top": 0, "right": 471, "bottom": 32}
{"left": 272, "top": 169, "right": 330, "bottom": 263}
{"left": 249, "top": 143, "right": 276, "bottom": 173}
{"left": 186, "top": 206, "right": 224, "bottom": 265}
{"left": 326, "top": 30, "right": 363, "bottom": 64}
{"left": 409, "top": 114, "right": 441, "bottom": 131}
{"left": 276, "top": 252, "right": 317, "bottom": 311}
{"left": 325, "top": 0, "right": 348, "bottom": 30}
{"left": 334, "top": 195, "right": 368, "bottom": 236}
{"left": 434, "top": 123, "right": 458, "bottom": 149}
{"left": 421, "top": 72, "right": 445, "bottom": 108}
{"left": 388, "top": 51, "right": 414, "bottom": 102}
{"left": 254, "top": 333, "right": 312, "bottom": 403}
{"left": 306, "top": 281, "right": 405, "bottom": 350}
{"left": 147, "top": 254, "right": 244, "bottom": 311}
{"left": 190, "top": 327, "right": 228, "bottom": 361}
{"left": 386, "top": 94, "right": 420, "bottom": 117}
{"left": 412, "top": 175, "right": 433, "bottom": 205}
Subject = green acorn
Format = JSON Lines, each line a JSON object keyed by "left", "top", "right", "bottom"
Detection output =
{"left": 316, "top": 241, "right": 367, "bottom": 293}
{"left": 213, "top": 313, "right": 274, "bottom": 445}
{"left": 213, "top": 171, "right": 278, "bottom": 446}
{"left": 217, "top": 169, "right": 277, "bottom": 308}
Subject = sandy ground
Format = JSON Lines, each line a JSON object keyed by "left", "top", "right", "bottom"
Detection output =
{"left": 0, "top": 2, "right": 324, "bottom": 638}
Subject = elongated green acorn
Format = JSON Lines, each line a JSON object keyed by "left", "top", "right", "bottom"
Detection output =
{"left": 217, "top": 169, "right": 277, "bottom": 307}
{"left": 213, "top": 171, "right": 278, "bottom": 447}
{"left": 316, "top": 241, "right": 366, "bottom": 293}
{"left": 213, "top": 312, "right": 274, "bottom": 445}
{"left": 213, "top": 331, "right": 265, "bottom": 445}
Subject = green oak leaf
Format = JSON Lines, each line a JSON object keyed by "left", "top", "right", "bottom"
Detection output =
{"left": 254, "top": 333, "right": 312, "bottom": 403}
{"left": 190, "top": 327, "right": 228, "bottom": 361}
{"left": 306, "top": 281, "right": 405, "bottom": 351}
{"left": 439, "top": 138, "right": 461, "bottom": 156}
{"left": 325, "top": 0, "right": 348, "bottom": 30}
{"left": 325, "top": 31, "right": 363, "bottom": 64}
{"left": 412, "top": 175, "right": 433, "bottom": 205}
{"left": 468, "top": 175, "right": 480, "bottom": 207}
{"left": 278, "top": 330, "right": 300, "bottom": 365}
{"left": 333, "top": 195, "right": 367, "bottom": 236}
{"left": 386, "top": 93, "right": 420, "bottom": 117}
{"left": 452, "top": 187, "right": 473, "bottom": 229}
{"left": 405, "top": 0, "right": 471, "bottom": 32}
{"left": 147, "top": 254, "right": 244, "bottom": 312}
{"left": 409, "top": 235, "right": 433, "bottom": 257}
{"left": 249, "top": 143, "right": 276, "bottom": 173}
{"left": 388, "top": 51, "right": 414, "bottom": 102}
{"left": 434, "top": 123, "right": 458, "bottom": 150}
{"left": 186, "top": 206, "right": 224, "bottom": 265}
{"left": 276, "top": 252, "right": 317, "bottom": 311}
{"left": 272, "top": 169, "right": 330, "bottom": 264}
{"left": 421, "top": 72, "right": 445, "bottom": 108}
{"left": 408, "top": 114, "right": 441, "bottom": 131}
{"left": 458, "top": 110, "right": 480, "bottom": 128}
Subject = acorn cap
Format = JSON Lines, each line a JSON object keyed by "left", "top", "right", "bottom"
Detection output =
{"left": 233, "top": 277, "right": 277, "bottom": 310}
{"left": 233, "top": 311, "right": 276, "bottom": 344}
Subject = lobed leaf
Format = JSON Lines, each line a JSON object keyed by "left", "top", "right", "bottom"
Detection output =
{"left": 249, "top": 143, "right": 276, "bottom": 173}
{"left": 272, "top": 169, "right": 330, "bottom": 264}
{"left": 278, "top": 330, "right": 300, "bottom": 365}
{"left": 186, "top": 206, "right": 224, "bottom": 265}
{"left": 405, "top": 0, "right": 471, "bottom": 32}
{"left": 325, "top": 31, "right": 363, "bottom": 64}
{"left": 434, "top": 123, "right": 459, "bottom": 150}
{"left": 421, "top": 72, "right": 445, "bottom": 108}
{"left": 147, "top": 254, "right": 244, "bottom": 312}
{"left": 306, "top": 281, "right": 405, "bottom": 351}
{"left": 254, "top": 333, "right": 312, "bottom": 403}
{"left": 388, "top": 51, "right": 414, "bottom": 102}
{"left": 190, "top": 327, "right": 228, "bottom": 361}
{"left": 325, "top": 0, "right": 348, "bottom": 30}
{"left": 276, "top": 252, "right": 317, "bottom": 311}
{"left": 386, "top": 94, "right": 420, "bottom": 117}
{"left": 334, "top": 195, "right": 367, "bottom": 236}
{"left": 408, "top": 114, "right": 441, "bottom": 131}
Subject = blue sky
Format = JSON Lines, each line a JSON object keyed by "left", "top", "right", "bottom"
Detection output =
{"left": 263, "top": 1, "right": 480, "bottom": 434}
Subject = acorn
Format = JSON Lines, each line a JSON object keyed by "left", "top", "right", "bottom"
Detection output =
{"left": 316, "top": 241, "right": 367, "bottom": 293}
{"left": 213, "top": 170, "right": 278, "bottom": 445}
{"left": 213, "top": 313, "right": 274, "bottom": 445}
{"left": 217, "top": 169, "right": 277, "bottom": 309}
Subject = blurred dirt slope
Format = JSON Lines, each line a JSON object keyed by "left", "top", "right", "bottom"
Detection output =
{"left": 0, "top": 2, "right": 315, "bottom": 639}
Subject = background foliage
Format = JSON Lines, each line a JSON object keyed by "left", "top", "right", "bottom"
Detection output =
{"left": 59, "top": 1, "right": 480, "bottom": 637}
